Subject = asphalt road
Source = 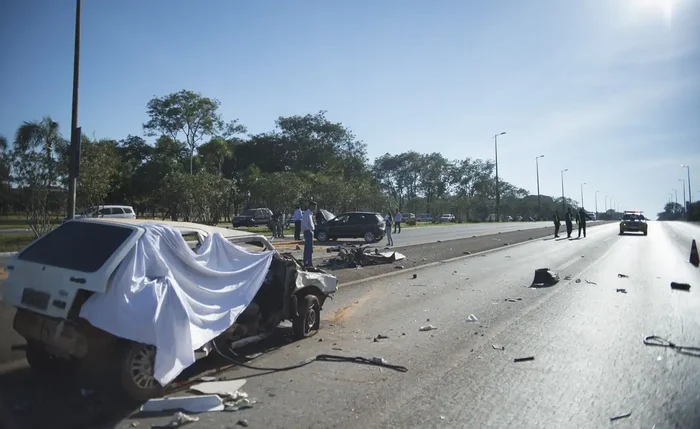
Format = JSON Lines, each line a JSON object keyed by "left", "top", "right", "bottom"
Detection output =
{"left": 1, "top": 220, "right": 698, "bottom": 429}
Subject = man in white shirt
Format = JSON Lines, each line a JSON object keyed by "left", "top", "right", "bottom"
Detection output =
{"left": 292, "top": 205, "right": 303, "bottom": 240}
{"left": 394, "top": 209, "right": 403, "bottom": 233}
{"left": 301, "top": 201, "right": 317, "bottom": 267}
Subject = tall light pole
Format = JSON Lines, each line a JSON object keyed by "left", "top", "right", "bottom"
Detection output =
{"left": 595, "top": 190, "right": 599, "bottom": 218}
{"left": 605, "top": 195, "right": 609, "bottom": 213}
{"left": 561, "top": 169, "right": 568, "bottom": 211}
{"left": 67, "top": 0, "right": 82, "bottom": 220}
{"left": 535, "top": 155, "right": 544, "bottom": 219}
{"left": 493, "top": 132, "right": 506, "bottom": 222}
{"left": 681, "top": 165, "right": 692, "bottom": 205}
{"left": 679, "top": 179, "right": 686, "bottom": 219}
{"left": 674, "top": 189, "right": 678, "bottom": 207}
{"left": 580, "top": 182, "right": 586, "bottom": 209}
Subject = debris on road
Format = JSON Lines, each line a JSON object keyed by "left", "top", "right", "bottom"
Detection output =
{"left": 609, "top": 412, "right": 632, "bottom": 421}
{"left": 670, "top": 282, "right": 691, "bottom": 291}
{"left": 141, "top": 395, "right": 224, "bottom": 413}
{"left": 412, "top": 274, "right": 418, "bottom": 279}
{"left": 575, "top": 279, "right": 581, "bottom": 283}
{"left": 165, "top": 412, "right": 200, "bottom": 427}
{"left": 505, "top": 297, "right": 522, "bottom": 302}
{"left": 616, "top": 288, "right": 627, "bottom": 294}
{"left": 564, "top": 275, "right": 572, "bottom": 280}
{"left": 492, "top": 344, "right": 505, "bottom": 350}
{"left": 324, "top": 244, "right": 406, "bottom": 268}
{"left": 617, "top": 273, "right": 629, "bottom": 278}
{"left": 513, "top": 356, "right": 535, "bottom": 362}
{"left": 585, "top": 280, "right": 597, "bottom": 285}
{"left": 531, "top": 268, "right": 560, "bottom": 287}
{"left": 463, "top": 251, "right": 471, "bottom": 255}
{"left": 394, "top": 265, "right": 405, "bottom": 269}
{"left": 237, "top": 419, "right": 249, "bottom": 427}
{"left": 419, "top": 325, "right": 438, "bottom": 331}
{"left": 467, "top": 314, "right": 479, "bottom": 323}
{"left": 503, "top": 242, "right": 510, "bottom": 246}
{"left": 190, "top": 380, "right": 247, "bottom": 397}
{"left": 375, "top": 334, "right": 389, "bottom": 340}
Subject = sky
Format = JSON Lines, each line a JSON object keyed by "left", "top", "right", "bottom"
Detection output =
{"left": 1, "top": 0, "right": 699, "bottom": 215}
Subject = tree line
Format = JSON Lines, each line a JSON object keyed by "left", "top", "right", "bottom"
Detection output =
{"left": 0, "top": 89, "right": 584, "bottom": 235}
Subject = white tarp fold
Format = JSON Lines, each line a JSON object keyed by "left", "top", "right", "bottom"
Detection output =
{"left": 79, "top": 224, "right": 274, "bottom": 385}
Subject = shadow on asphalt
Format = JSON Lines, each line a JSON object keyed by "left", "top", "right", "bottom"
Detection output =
{"left": 0, "top": 328, "right": 298, "bottom": 429}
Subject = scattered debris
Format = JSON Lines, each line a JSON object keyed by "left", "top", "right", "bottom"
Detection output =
{"left": 332, "top": 347, "right": 343, "bottom": 351}
{"left": 670, "top": 282, "right": 691, "bottom": 291}
{"left": 237, "top": 419, "right": 249, "bottom": 427}
{"left": 513, "top": 356, "right": 535, "bottom": 362}
{"left": 394, "top": 265, "right": 405, "bottom": 269}
{"left": 190, "top": 380, "right": 247, "bottom": 397}
{"left": 223, "top": 391, "right": 257, "bottom": 412}
{"left": 141, "top": 395, "right": 224, "bottom": 413}
{"left": 323, "top": 244, "right": 406, "bottom": 268}
{"left": 617, "top": 273, "right": 629, "bottom": 278}
{"left": 412, "top": 274, "right": 418, "bottom": 279}
{"left": 375, "top": 334, "right": 389, "bottom": 340}
{"left": 198, "top": 376, "right": 218, "bottom": 382}
{"left": 419, "top": 325, "right": 438, "bottom": 332}
{"left": 440, "top": 415, "right": 446, "bottom": 420}
{"left": 585, "top": 280, "right": 597, "bottom": 285}
{"left": 609, "top": 412, "right": 632, "bottom": 421}
{"left": 503, "top": 242, "right": 510, "bottom": 246}
{"left": 318, "top": 338, "right": 323, "bottom": 342}
{"left": 531, "top": 268, "right": 560, "bottom": 287}
{"left": 575, "top": 279, "right": 581, "bottom": 283}
{"left": 505, "top": 255, "right": 511, "bottom": 258}
{"left": 131, "top": 422, "right": 140, "bottom": 427}
{"left": 463, "top": 251, "right": 471, "bottom": 255}
{"left": 505, "top": 297, "right": 522, "bottom": 302}
{"left": 492, "top": 344, "right": 505, "bottom": 350}
{"left": 564, "top": 275, "right": 572, "bottom": 280}
{"left": 466, "top": 314, "right": 479, "bottom": 323}
{"left": 165, "top": 412, "right": 200, "bottom": 427}
{"left": 616, "top": 288, "right": 627, "bottom": 294}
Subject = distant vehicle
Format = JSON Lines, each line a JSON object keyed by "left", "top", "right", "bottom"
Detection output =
{"left": 74, "top": 205, "right": 136, "bottom": 219}
{"left": 486, "top": 214, "right": 497, "bottom": 222}
{"left": 314, "top": 212, "right": 386, "bottom": 243}
{"left": 439, "top": 214, "right": 455, "bottom": 223}
{"left": 416, "top": 214, "right": 433, "bottom": 223}
{"left": 506, "top": 216, "right": 513, "bottom": 222}
{"left": 619, "top": 211, "right": 647, "bottom": 236}
{"left": 402, "top": 213, "right": 416, "bottom": 226}
{"left": 516, "top": 216, "right": 523, "bottom": 221}
{"left": 586, "top": 212, "right": 596, "bottom": 221}
{"left": 232, "top": 208, "right": 273, "bottom": 228}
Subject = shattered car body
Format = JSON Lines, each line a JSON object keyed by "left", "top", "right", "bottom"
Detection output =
{"left": 324, "top": 243, "right": 406, "bottom": 268}
{"left": 2, "top": 218, "right": 337, "bottom": 401}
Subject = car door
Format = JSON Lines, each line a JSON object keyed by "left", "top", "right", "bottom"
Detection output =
{"left": 325, "top": 214, "right": 349, "bottom": 238}
{"left": 346, "top": 213, "right": 368, "bottom": 238}
{"left": 111, "top": 207, "right": 126, "bottom": 218}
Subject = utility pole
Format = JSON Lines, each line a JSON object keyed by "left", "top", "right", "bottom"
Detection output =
{"left": 679, "top": 179, "right": 686, "bottom": 219}
{"left": 595, "top": 190, "right": 599, "bottom": 218}
{"left": 560, "top": 169, "right": 568, "bottom": 211}
{"left": 580, "top": 182, "right": 586, "bottom": 209}
{"left": 535, "top": 155, "right": 544, "bottom": 220}
{"left": 682, "top": 164, "right": 692, "bottom": 206}
{"left": 493, "top": 132, "right": 506, "bottom": 222}
{"left": 67, "top": 0, "right": 82, "bottom": 220}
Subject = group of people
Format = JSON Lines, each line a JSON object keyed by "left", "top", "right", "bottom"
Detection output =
{"left": 553, "top": 207, "right": 587, "bottom": 239}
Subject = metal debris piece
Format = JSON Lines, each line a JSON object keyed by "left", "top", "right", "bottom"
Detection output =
{"left": 419, "top": 325, "right": 437, "bottom": 331}
{"left": 575, "top": 279, "right": 581, "bottom": 283}
{"left": 375, "top": 334, "right": 389, "bottom": 340}
{"left": 670, "top": 282, "right": 691, "bottom": 291}
{"left": 166, "top": 412, "right": 199, "bottom": 427}
{"left": 616, "top": 288, "right": 627, "bottom": 294}
{"left": 531, "top": 268, "right": 560, "bottom": 287}
{"left": 131, "top": 423, "right": 140, "bottom": 427}
{"left": 412, "top": 274, "right": 418, "bottom": 279}
{"left": 466, "top": 314, "right": 479, "bottom": 323}
{"left": 141, "top": 395, "right": 224, "bottom": 413}
{"left": 237, "top": 419, "right": 249, "bottom": 427}
{"left": 394, "top": 265, "right": 405, "bottom": 269}
{"left": 513, "top": 356, "right": 535, "bottom": 362}
{"left": 492, "top": 344, "right": 505, "bottom": 350}
{"left": 503, "top": 242, "right": 510, "bottom": 246}
{"left": 505, "top": 297, "right": 522, "bottom": 302}
{"left": 437, "top": 240, "right": 442, "bottom": 242}
{"left": 618, "top": 273, "right": 629, "bottom": 278}
{"left": 585, "top": 280, "right": 597, "bottom": 285}
{"left": 463, "top": 251, "right": 471, "bottom": 255}
{"left": 198, "top": 376, "right": 217, "bottom": 382}
{"left": 190, "top": 380, "right": 247, "bottom": 397}
{"left": 564, "top": 275, "right": 572, "bottom": 280}
{"left": 609, "top": 412, "right": 631, "bottom": 421}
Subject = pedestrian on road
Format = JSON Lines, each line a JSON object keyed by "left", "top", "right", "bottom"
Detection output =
{"left": 292, "top": 205, "right": 302, "bottom": 241}
{"left": 385, "top": 212, "right": 394, "bottom": 247}
{"left": 553, "top": 210, "right": 561, "bottom": 238}
{"left": 394, "top": 209, "right": 403, "bottom": 233}
{"left": 565, "top": 207, "right": 574, "bottom": 238}
{"left": 577, "top": 208, "right": 587, "bottom": 238}
{"left": 301, "top": 201, "right": 317, "bottom": 267}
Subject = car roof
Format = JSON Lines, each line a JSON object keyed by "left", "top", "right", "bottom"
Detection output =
{"left": 73, "top": 218, "right": 256, "bottom": 239}
{"left": 339, "top": 211, "right": 380, "bottom": 215}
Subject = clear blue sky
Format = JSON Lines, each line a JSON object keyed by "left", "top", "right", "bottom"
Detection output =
{"left": 1, "top": 0, "right": 699, "bottom": 214}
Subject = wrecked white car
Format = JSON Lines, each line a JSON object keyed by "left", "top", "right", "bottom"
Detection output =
{"left": 2, "top": 218, "right": 337, "bottom": 401}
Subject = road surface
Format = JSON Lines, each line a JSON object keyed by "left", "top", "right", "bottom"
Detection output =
{"left": 1, "top": 221, "right": 699, "bottom": 429}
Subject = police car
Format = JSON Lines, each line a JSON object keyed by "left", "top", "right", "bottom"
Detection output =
{"left": 619, "top": 210, "right": 648, "bottom": 236}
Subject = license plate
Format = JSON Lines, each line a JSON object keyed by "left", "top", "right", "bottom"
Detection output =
{"left": 21, "top": 289, "right": 50, "bottom": 310}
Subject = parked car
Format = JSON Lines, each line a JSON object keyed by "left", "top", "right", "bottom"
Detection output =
{"left": 75, "top": 205, "right": 136, "bottom": 219}
{"left": 2, "top": 218, "right": 337, "bottom": 401}
{"left": 402, "top": 213, "right": 416, "bottom": 226}
{"left": 314, "top": 212, "right": 386, "bottom": 243}
{"left": 232, "top": 208, "right": 273, "bottom": 228}
{"left": 416, "top": 214, "right": 433, "bottom": 223}
{"left": 516, "top": 216, "right": 523, "bottom": 221}
{"left": 439, "top": 214, "right": 456, "bottom": 223}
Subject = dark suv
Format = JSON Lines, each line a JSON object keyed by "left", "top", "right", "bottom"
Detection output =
{"left": 315, "top": 212, "right": 386, "bottom": 243}
{"left": 232, "top": 208, "right": 273, "bottom": 228}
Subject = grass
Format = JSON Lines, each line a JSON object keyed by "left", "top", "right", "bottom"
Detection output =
{"left": 0, "top": 233, "right": 36, "bottom": 253}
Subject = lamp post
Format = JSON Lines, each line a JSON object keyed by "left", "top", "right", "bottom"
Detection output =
{"left": 580, "top": 182, "right": 586, "bottom": 209}
{"left": 605, "top": 195, "right": 609, "bottom": 213}
{"left": 560, "top": 169, "right": 568, "bottom": 211}
{"left": 595, "top": 190, "right": 599, "bottom": 218}
{"left": 535, "top": 155, "right": 544, "bottom": 219}
{"left": 681, "top": 165, "right": 692, "bottom": 205}
{"left": 679, "top": 179, "right": 686, "bottom": 219}
{"left": 493, "top": 132, "right": 506, "bottom": 222}
{"left": 67, "top": 0, "right": 82, "bottom": 220}
{"left": 675, "top": 189, "right": 678, "bottom": 208}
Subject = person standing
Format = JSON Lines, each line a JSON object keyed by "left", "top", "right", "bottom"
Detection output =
{"left": 394, "top": 209, "right": 403, "bottom": 233}
{"left": 553, "top": 210, "right": 561, "bottom": 238}
{"left": 292, "top": 205, "right": 302, "bottom": 240}
{"left": 577, "top": 208, "right": 587, "bottom": 238}
{"left": 565, "top": 207, "right": 574, "bottom": 238}
{"left": 301, "top": 201, "right": 317, "bottom": 267}
{"left": 385, "top": 212, "right": 394, "bottom": 247}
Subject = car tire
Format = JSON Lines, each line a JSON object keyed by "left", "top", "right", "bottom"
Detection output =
{"left": 317, "top": 231, "right": 330, "bottom": 242}
{"left": 119, "top": 342, "right": 164, "bottom": 402}
{"left": 293, "top": 295, "right": 320, "bottom": 340}
{"left": 25, "top": 341, "right": 65, "bottom": 373}
{"left": 363, "top": 231, "right": 376, "bottom": 243}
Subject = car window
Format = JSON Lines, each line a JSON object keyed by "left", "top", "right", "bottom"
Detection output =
{"left": 622, "top": 214, "right": 642, "bottom": 221}
{"left": 373, "top": 214, "right": 384, "bottom": 223}
{"left": 124, "top": 207, "right": 134, "bottom": 214}
{"left": 348, "top": 214, "right": 366, "bottom": 224}
{"left": 98, "top": 208, "right": 112, "bottom": 215}
{"left": 334, "top": 215, "right": 350, "bottom": 224}
{"left": 18, "top": 222, "right": 134, "bottom": 273}
{"left": 112, "top": 207, "right": 125, "bottom": 214}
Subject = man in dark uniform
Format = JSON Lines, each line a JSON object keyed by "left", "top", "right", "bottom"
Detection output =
{"left": 553, "top": 210, "right": 561, "bottom": 238}
{"left": 577, "top": 208, "right": 587, "bottom": 238}
{"left": 565, "top": 207, "right": 574, "bottom": 238}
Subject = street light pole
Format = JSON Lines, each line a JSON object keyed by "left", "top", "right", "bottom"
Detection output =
{"left": 595, "top": 190, "right": 599, "bottom": 218}
{"left": 493, "top": 132, "right": 506, "bottom": 222}
{"left": 679, "top": 179, "right": 686, "bottom": 219}
{"left": 580, "top": 182, "right": 586, "bottom": 209}
{"left": 67, "top": 0, "right": 82, "bottom": 220}
{"left": 681, "top": 165, "right": 692, "bottom": 205}
{"left": 605, "top": 195, "right": 609, "bottom": 213}
{"left": 561, "top": 169, "right": 568, "bottom": 211}
{"left": 535, "top": 155, "right": 544, "bottom": 219}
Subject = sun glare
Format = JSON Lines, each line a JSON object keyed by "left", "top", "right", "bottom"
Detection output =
{"left": 630, "top": 0, "right": 676, "bottom": 22}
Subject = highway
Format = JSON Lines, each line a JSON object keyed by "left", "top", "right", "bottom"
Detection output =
{"left": 1, "top": 220, "right": 698, "bottom": 429}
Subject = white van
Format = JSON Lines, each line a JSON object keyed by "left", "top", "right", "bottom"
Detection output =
{"left": 77, "top": 205, "right": 136, "bottom": 219}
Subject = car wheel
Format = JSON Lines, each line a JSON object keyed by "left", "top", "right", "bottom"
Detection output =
{"left": 317, "top": 231, "right": 329, "bottom": 242}
{"left": 363, "top": 231, "right": 376, "bottom": 243}
{"left": 293, "top": 295, "right": 320, "bottom": 340}
{"left": 25, "top": 341, "right": 65, "bottom": 373}
{"left": 120, "top": 342, "right": 164, "bottom": 401}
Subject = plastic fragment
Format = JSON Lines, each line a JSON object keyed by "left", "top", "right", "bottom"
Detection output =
{"left": 618, "top": 273, "right": 629, "bottom": 278}
{"left": 670, "top": 282, "right": 691, "bottom": 291}
{"left": 467, "top": 314, "right": 479, "bottom": 323}
{"left": 167, "top": 412, "right": 199, "bottom": 427}
{"left": 616, "top": 288, "right": 627, "bottom": 294}
{"left": 609, "top": 412, "right": 631, "bottom": 421}
{"left": 419, "top": 325, "right": 437, "bottom": 331}
{"left": 237, "top": 419, "right": 249, "bottom": 427}
{"left": 513, "top": 356, "right": 535, "bottom": 362}
{"left": 492, "top": 344, "right": 505, "bottom": 350}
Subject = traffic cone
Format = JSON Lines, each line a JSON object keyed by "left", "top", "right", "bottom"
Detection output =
{"left": 690, "top": 239, "right": 699, "bottom": 267}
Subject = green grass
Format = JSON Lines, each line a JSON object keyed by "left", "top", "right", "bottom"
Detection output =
{"left": 0, "top": 233, "right": 36, "bottom": 253}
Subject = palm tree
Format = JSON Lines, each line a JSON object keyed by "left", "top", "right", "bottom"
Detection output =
{"left": 14, "top": 116, "right": 64, "bottom": 185}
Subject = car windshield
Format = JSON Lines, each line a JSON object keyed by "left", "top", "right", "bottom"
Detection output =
{"left": 240, "top": 210, "right": 256, "bottom": 217}
{"left": 622, "top": 214, "right": 643, "bottom": 221}
{"left": 18, "top": 222, "right": 134, "bottom": 273}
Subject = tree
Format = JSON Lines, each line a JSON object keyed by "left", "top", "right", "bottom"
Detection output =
{"left": 143, "top": 90, "right": 246, "bottom": 174}
{"left": 161, "top": 171, "right": 235, "bottom": 225}
{"left": 0, "top": 135, "right": 11, "bottom": 214}
{"left": 74, "top": 137, "right": 120, "bottom": 212}
{"left": 11, "top": 117, "right": 66, "bottom": 236}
